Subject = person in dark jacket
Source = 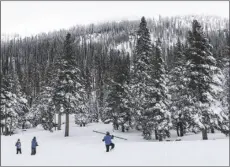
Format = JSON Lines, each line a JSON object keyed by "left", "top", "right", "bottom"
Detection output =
{"left": 31, "top": 137, "right": 38, "bottom": 155}
{"left": 15, "top": 139, "right": 22, "bottom": 154}
{"left": 102, "top": 132, "right": 115, "bottom": 152}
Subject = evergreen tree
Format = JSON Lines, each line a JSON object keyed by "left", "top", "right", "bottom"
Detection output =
{"left": 214, "top": 34, "right": 229, "bottom": 135}
{"left": 130, "top": 17, "right": 171, "bottom": 140}
{"left": 1, "top": 74, "right": 16, "bottom": 135}
{"left": 0, "top": 72, "right": 28, "bottom": 135}
{"left": 75, "top": 70, "right": 91, "bottom": 127}
{"left": 168, "top": 38, "right": 192, "bottom": 136}
{"left": 30, "top": 86, "right": 55, "bottom": 132}
{"left": 186, "top": 20, "right": 223, "bottom": 140}
{"left": 74, "top": 107, "right": 90, "bottom": 127}
{"left": 105, "top": 53, "right": 133, "bottom": 132}
{"left": 29, "top": 61, "right": 58, "bottom": 131}
{"left": 12, "top": 68, "right": 29, "bottom": 129}
{"left": 150, "top": 39, "right": 171, "bottom": 141}
{"left": 214, "top": 62, "right": 229, "bottom": 136}
{"left": 130, "top": 17, "right": 155, "bottom": 139}
{"left": 53, "top": 33, "right": 86, "bottom": 137}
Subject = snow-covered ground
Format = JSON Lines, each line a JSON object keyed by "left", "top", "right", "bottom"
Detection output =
{"left": 1, "top": 115, "right": 229, "bottom": 166}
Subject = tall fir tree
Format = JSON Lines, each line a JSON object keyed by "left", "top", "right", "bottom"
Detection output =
{"left": 130, "top": 17, "right": 155, "bottom": 139}
{"left": 0, "top": 72, "right": 28, "bottom": 135}
{"left": 150, "top": 38, "right": 171, "bottom": 141}
{"left": 186, "top": 20, "right": 223, "bottom": 140}
{"left": 1, "top": 55, "right": 28, "bottom": 134}
{"left": 74, "top": 70, "right": 91, "bottom": 127}
{"left": 1, "top": 74, "right": 16, "bottom": 135}
{"left": 29, "top": 61, "right": 59, "bottom": 131}
{"left": 168, "top": 38, "right": 192, "bottom": 136}
{"left": 130, "top": 17, "right": 171, "bottom": 140}
{"left": 53, "top": 33, "right": 87, "bottom": 137}
{"left": 214, "top": 61, "right": 229, "bottom": 136}
{"left": 104, "top": 53, "right": 133, "bottom": 132}
{"left": 214, "top": 33, "right": 229, "bottom": 135}
{"left": 11, "top": 66, "right": 29, "bottom": 129}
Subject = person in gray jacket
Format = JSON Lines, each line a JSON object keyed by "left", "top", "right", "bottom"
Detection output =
{"left": 15, "top": 139, "right": 22, "bottom": 154}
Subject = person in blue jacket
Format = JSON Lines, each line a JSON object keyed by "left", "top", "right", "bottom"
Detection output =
{"left": 15, "top": 139, "right": 22, "bottom": 154}
{"left": 102, "top": 131, "right": 115, "bottom": 152}
{"left": 31, "top": 137, "right": 38, "bottom": 155}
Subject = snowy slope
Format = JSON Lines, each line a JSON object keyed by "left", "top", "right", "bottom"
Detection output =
{"left": 69, "top": 15, "right": 229, "bottom": 59}
{"left": 1, "top": 116, "right": 229, "bottom": 166}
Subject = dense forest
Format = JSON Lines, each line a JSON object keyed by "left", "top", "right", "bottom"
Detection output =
{"left": 1, "top": 15, "right": 229, "bottom": 140}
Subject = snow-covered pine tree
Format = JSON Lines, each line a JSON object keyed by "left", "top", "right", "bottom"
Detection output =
{"left": 74, "top": 70, "right": 91, "bottom": 127}
{"left": 168, "top": 38, "right": 192, "bottom": 136}
{"left": 214, "top": 61, "right": 229, "bottom": 136}
{"left": 51, "top": 56, "right": 63, "bottom": 130}
{"left": 130, "top": 17, "right": 170, "bottom": 140}
{"left": 29, "top": 59, "right": 59, "bottom": 131}
{"left": 1, "top": 74, "right": 16, "bottom": 135}
{"left": 1, "top": 54, "right": 29, "bottom": 134}
{"left": 74, "top": 66, "right": 92, "bottom": 127}
{"left": 129, "top": 16, "right": 155, "bottom": 139}
{"left": 11, "top": 67, "right": 29, "bottom": 130}
{"left": 53, "top": 33, "right": 87, "bottom": 137}
{"left": 0, "top": 72, "right": 28, "bottom": 135}
{"left": 214, "top": 34, "right": 229, "bottom": 135}
{"left": 104, "top": 52, "right": 133, "bottom": 132}
{"left": 30, "top": 85, "right": 55, "bottom": 132}
{"left": 74, "top": 108, "right": 90, "bottom": 127}
{"left": 186, "top": 20, "right": 223, "bottom": 140}
{"left": 150, "top": 38, "right": 171, "bottom": 141}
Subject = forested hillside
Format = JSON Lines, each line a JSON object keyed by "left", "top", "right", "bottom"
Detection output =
{"left": 1, "top": 15, "right": 229, "bottom": 140}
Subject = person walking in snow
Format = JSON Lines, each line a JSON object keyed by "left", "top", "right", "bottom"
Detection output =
{"left": 102, "top": 131, "right": 115, "bottom": 152}
{"left": 15, "top": 139, "right": 22, "bottom": 154}
{"left": 31, "top": 137, "right": 38, "bottom": 155}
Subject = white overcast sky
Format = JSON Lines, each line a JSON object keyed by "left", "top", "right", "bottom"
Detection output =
{"left": 1, "top": 1, "right": 229, "bottom": 37}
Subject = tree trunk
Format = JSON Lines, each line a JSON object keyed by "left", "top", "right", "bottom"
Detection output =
{"left": 5, "top": 126, "right": 9, "bottom": 136}
{"left": 58, "top": 113, "right": 61, "bottom": 130}
{"left": 202, "top": 128, "right": 208, "bottom": 140}
{"left": 122, "top": 125, "right": 125, "bottom": 132}
{"left": 1, "top": 125, "right": 4, "bottom": 135}
{"left": 176, "top": 123, "right": 180, "bottom": 136}
{"left": 211, "top": 127, "right": 215, "bottom": 133}
{"left": 96, "top": 100, "right": 100, "bottom": 122}
{"left": 65, "top": 113, "right": 69, "bottom": 137}
{"left": 4, "top": 116, "right": 7, "bottom": 135}
{"left": 54, "top": 113, "right": 57, "bottom": 131}
{"left": 179, "top": 122, "right": 184, "bottom": 136}
{"left": 158, "top": 132, "right": 163, "bottom": 142}
{"left": 155, "top": 130, "right": 158, "bottom": 140}
{"left": 113, "top": 122, "right": 118, "bottom": 130}
{"left": 22, "top": 122, "right": 25, "bottom": 129}
{"left": 10, "top": 117, "right": 13, "bottom": 136}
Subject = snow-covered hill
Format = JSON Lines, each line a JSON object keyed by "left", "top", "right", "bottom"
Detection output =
{"left": 1, "top": 115, "right": 229, "bottom": 166}
{"left": 66, "top": 15, "right": 228, "bottom": 58}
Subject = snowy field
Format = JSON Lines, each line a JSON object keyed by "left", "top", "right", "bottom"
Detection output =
{"left": 1, "top": 116, "right": 229, "bottom": 166}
